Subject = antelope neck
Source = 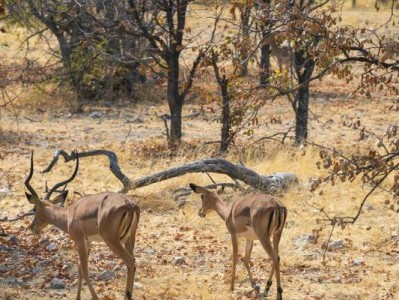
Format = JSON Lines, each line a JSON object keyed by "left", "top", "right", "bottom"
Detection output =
{"left": 44, "top": 205, "right": 69, "bottom": 233}
{"left": 214, "top": 196, "right": 229, "bottom": 221}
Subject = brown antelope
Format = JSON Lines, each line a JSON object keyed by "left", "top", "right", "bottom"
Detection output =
{"left": 189, "top": 183, "right": 287, "bottom": 300}
{"left": 24, "top": 151, "right": 140, "bottom": 300}
{"left": 265, "top": 34, "right": 292, "bottom": 72}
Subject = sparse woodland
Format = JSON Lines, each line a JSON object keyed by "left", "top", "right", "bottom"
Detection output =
{"left": 1, "top": 0, "right": 399, "bottom": 299}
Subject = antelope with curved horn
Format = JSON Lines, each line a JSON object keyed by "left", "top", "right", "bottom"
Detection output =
{"left": 189, "top": 183, "right": 287, "bottom": 300}
{"left": 24, "top": 151, "right": 140, "bottom": 300}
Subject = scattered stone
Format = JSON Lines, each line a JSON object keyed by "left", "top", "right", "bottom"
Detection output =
{"left": 113, "top": 265, "right": 122, "bottom": 272}
{"left": 0, "top": 265, "right": 10, "bottom": 272}
{"left": 328, "top": 239, "right": 345, "bottom": 249}
{"left": 0, "top": 186, "right": 11, "bottom": 195}
{"left": 3, "top": 277, "right": 23, "bottom": 286}
{"left": 134, "top": 282, "right": 143, "bottom": 289}
{"left": 143, "top": 248, "right": 156, "bottom": 254}
{"left": 0, "top": 245, "right": 13, "bottom": 252}
{"left": 90, "top": 111, "right": 102, "bottom": 119}
{"left": 173, "top": 256, "right": 185, "bottom": 265}
{"left": 38, "top": 259, "right": 51, "bottom": 267}
{"left": 39, "top": 238, "right": 50, "bottom": 246}
{"left": 98, "top": 270, "right": 115, "bottom": 281}
{"left": 126, "top": 117, "right": 144, "bottom": 124}
{"left": 363, "top": 204, "right": 373, "bottom": 211}
{"left": 50, "top": 277, "right": 65, "bottom": 289}
{"left": 32, "top": 267, "right": 43, "bottom": 275}
{"left": 304, "top": 252, "right": 318, "bottom": 261}
{"left": 7, "top": 235, "right": 19, "bottom": 245}
{"left": 352, "top": 257, "right": 364, "bottom": 266}
{"left": 294, "top": 234, "right": 316, "bottom": 247}
{"left": 46, "top": 242, "right": 57, "bottom": 251}
{"left": 332, "top": 276, "right": 341, "bottom": 283}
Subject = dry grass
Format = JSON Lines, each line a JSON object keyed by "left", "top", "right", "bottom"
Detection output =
{"left": 1, "top": 3, "right": 399, "bottom": 300}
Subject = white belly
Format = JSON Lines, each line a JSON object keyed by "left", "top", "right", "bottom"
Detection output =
{"left": 237, "top": 227, "right": 258, "bottom": 240}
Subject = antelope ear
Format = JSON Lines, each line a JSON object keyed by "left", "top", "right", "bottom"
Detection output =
{"left": 52, "top": 191, "right": 69, "bottom": 206}
{"left": 216, "top": 185, "right": 225, "bottom": 195}
{"left": 189, "top": 183, "right": 208, "bottom": 194}
{"left": 25, "top": 192, "right": 41, "bottom": 205}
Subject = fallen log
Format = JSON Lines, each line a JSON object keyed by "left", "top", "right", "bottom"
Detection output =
{"left": 42, "top": 150, "right": 298, "bottom": 194}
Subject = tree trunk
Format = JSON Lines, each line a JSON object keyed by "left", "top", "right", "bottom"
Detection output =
{"left": 294, "top": 82, "right": 309, "bottom": 144}
{"left": 239, "top": 2, "right": 251, "bottom": 77}
{"left": 167, "top": 53, "right": 183, "bottom": 145}
{"left": 220, "top": 75, "right": 231, "bottom": 153}
{"left": 260, "top": 43, "right": 271, "bottom": 85}
{"left": 259, "top": 0, "right": 271, "bottom": 85}
{"left": 294, "top": 49, "right": 315, "bottom": 145}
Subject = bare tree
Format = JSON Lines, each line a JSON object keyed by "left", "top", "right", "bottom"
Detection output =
{"left": 129, "top": 0, "right": 208, "bottom": 146}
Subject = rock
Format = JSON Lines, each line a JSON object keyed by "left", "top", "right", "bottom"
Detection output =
{"left": 294, "top": 234, "right": 316, "bottom": 247}
{"left": 39, "top": 238, "right": 50, "bottom": 246}
{"left": 352, "top": 257, "right": 364, "bottom": 266}
{"left": 38, "top": 259, "right": 51, "bottom": 267}
{"left": 173, "top": 256, "right": 185, "bottom": 265}
{"left": 126, "top": 117, "right": 144, "bottom": 124}
{"left": 49, "top": 277, "right": 65, "bottom": 289}
{"left": 46, "top": 242, "right": 57, "bottom": 251}
{"left": 3, "top": 277, "right": 23, "bottom": 286}
{"left": 328, "top": 240, "right": 344, "bottom": 249}
{"left": 90, "top": 111, "right": 102, "bottom": 119}
{"left": 143, "top": 248, "right": 156, "bottom": 255}
{"left": 0, "top": 265, "right": 10, "bottom": 272}
{"left": 332, "top": 276, "right": 341, "bottom": 283}
{"left": 0, "top": 245, "right": 13, "bottom": 251}
{"left": 97, "top": 270, "right": 115, "bottom": 281}
{"left": 134, "top": 282, "right": 143, "bottom": 289}
{"left": 0, "top": 186, "right": 11, "bottom": 195}
{"left": 7, "top": 235, "right": 19, "bottom": 245}
{"left": 32, "top": 267, "right": 43, "bottom": 275}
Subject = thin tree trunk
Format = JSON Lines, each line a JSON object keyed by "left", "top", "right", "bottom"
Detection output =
{"left": 239, "top": 2, "right": 251, "bottom": 77}
{"left": 294, "top": 49, "right": 315, "bottom": 145}
{"left": 259, "top": 0, "right": 271, "bottom": 85}
{"left": 220, "top": 75, "right": 231, "bottom": 153}
{"left": 167, "top": 53, "right": 183, "bottom": 145}
{"left": 260, "top": 43, "right": 270, "bottom": 85}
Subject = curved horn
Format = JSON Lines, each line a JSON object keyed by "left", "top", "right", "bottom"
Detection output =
{"left": 24, "top": 151, "right": 39, "bottom": 198}
{"left": 44, "top": 150, "right": 79, "bottom": 200}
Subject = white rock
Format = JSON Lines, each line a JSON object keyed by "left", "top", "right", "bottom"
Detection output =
{"left": 352, "top": 257, "right": 363, "bottom": 266}
{"left": 294, "top": 234, "right": 316, "bottom": 247}
{"left": 134, "top": 282, "right": 143, "bottom": 289}
{"left": 173, "top": 256, "right": 185, "bottom": 265}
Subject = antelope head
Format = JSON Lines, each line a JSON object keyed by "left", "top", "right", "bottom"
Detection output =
{"left": 189, "top": 183, "right": 222, "bottom": 218}
{"left": 24, "top": 151, "right": 78, "bottom": 234}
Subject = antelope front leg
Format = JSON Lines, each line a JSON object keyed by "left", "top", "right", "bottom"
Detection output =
{"left": 76, "top": 243, "right": 91, "bottom": 300}
{"left": 230, "top": 234, "right": 239, "bottom": 291}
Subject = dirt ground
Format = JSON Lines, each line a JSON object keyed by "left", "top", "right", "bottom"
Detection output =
{"left": 1, "top": 3, "right": 399, "bottom": 300}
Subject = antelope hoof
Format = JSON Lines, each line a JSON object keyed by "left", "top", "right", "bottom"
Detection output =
{"left": 125, "top": 290, "right": 132, "bottom": 300}
{"left": 252, "top": 283, "right": 260, "bottom": 293}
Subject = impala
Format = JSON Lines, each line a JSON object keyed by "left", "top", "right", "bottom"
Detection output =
{"left": 24, "top": 151, "right": 140, "bottom": 300}
{"left": 189, "top": 183, "right": 287, "bottom": 300}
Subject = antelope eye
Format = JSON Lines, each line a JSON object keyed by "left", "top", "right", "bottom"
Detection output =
{"left": 33, "top": 208, "right": 36, "bottom": 213}
{"left": 201, "top": 195, "right": 204, "bottom": 200}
